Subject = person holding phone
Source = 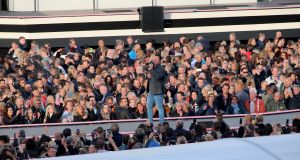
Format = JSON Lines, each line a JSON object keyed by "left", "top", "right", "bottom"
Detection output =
{"left": 109, "top": 124, "right": 123, "bottom": 147}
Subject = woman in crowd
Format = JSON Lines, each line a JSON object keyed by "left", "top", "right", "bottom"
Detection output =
{"left": 3, "top": 106, "right": 22, "bottom": 125}
{"left": 100, "top": 104, "right": 116, "bottom": 120}
{"left": 197, "top": 93, "right": 217, "bottom": 116}
{"left": 171, "top": 103, "right": 188, "bottom": 117}
{"left": 226, "top": 95, "right": 248, "bottom": 114}
{"left": 44, "top": 104, "right": 60, "bottom": 123}
{"left": 135, "top": 102, "right": 147, "bottom": 119}
{"left": 73, "top": 104, "right": 89, "bottom": 122}
{"left": 24, "top": 108, "right": 42, "bottom": 124}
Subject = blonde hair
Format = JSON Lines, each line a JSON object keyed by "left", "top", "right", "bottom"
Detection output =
{"left": 204, "top": 134, "right": 214, "bottom": 141}
{"left": 45, "top": 104, "right": 56, "bottom": 116}
{"left": 244, "top": 114, "right": 253, "bottom": 124}
{"left": 272, "top": 123, "right": 282, "bottom": 135}
{"left": 0, "top": 102, "right": 6, "bottom": 114}
{"left": 202, "top": 85, "right": 213, "bottom": 98}
{"left": 255, "top": 115, "right": 264, "bottom": 123}
{"left": 235, "top": 80, "right": 245, "bottom": 90}
{"left": 176, "top": 136, "right": 188, "bottom": 144}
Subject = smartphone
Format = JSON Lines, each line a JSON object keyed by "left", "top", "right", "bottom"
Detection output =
{"left": 286, "top": 119, "right": 289, "bottom": 126}
{"left": 239, "top": 118, "right": 243, "bottom": 125}
{"left": 76, "top": 129, "right": 80, "bottom": 135}
{"left": 106, "top": 129, "right": 112, "bottom": 136}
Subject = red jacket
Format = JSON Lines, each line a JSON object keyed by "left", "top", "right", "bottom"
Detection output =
{"left": 243, "top": 51, "right": 251, "bottom": 61}
{"left": 244, "top": 98, "right": 266, "bottom": 113}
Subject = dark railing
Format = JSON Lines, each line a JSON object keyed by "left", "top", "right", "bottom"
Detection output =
{"left": 1, "top": 109, "right": 299, "bottom": 129}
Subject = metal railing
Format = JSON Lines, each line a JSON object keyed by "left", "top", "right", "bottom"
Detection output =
{"left": 1, "top": 109, "right": 300, "bottom": 137}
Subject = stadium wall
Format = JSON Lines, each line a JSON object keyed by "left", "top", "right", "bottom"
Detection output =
{"left": 7, "top": 0, "right": 257, "bottom": 11}
{"left": 0, "top": 6, "right": 300, "bottom": 47}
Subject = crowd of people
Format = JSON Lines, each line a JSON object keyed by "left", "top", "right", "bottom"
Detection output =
{"left": 1, "top": 31, "right": 300, "bottom": 159}
{"left": 0, "top": 31, "right": 300, "bottom": 126}
{"left": 0, "top": 114, "right": 300, "bottom": 159}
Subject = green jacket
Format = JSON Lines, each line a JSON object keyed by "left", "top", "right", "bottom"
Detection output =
{"left": 266, "top": 100, "right": 287, "bottom": 112}
{"left": 263, "top": 94, "right": 273, "bottom": 108}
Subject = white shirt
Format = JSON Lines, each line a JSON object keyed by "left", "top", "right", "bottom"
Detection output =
{"left": 250, "top": 100, "right": 255, "bottom": 113}
{"left": 265, "top": 76, "right": 282, "bottom": 89}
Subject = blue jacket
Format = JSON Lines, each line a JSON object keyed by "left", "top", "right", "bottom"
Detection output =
{"left": 226, "top": 103, "right": 248, "bottom": 114}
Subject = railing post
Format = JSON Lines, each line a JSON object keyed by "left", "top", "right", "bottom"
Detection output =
{"left": 93, "top": 0, "right": 95, "bottom": 10}
{"left": 34, "top": 0, "right": 36, "bottom": 11}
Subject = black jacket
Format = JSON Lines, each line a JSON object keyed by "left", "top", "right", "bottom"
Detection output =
{"left": 134, "top": 86, "right": 146, "bottom": 97}
{"left": 45, "top": 113, "right": 60, "bottom": 123}
{"left": 73, "top": 115, "right": 88, "bottom": 122}
{"left": 135, "top": 111, "right": 147, "bottom": 119}
{"left": 214, "top": 94, "right": 232, "bottom": 112}
{"left": 87, "top": 108, "right": 99, "bottom": 121}
{"left": 174, "top": 128, "right": 189, "bottom": 137}
{"left": 114, "top": 107, "right": 132, "bottom": 120}
{"left": 288, "top": 94, "right": 300, "bottom": 110}
{"left": 197, "top": 103, "right": 217, "bottom": 116}
{"left": 3, "top": 115, "right": 23, "bottom": 125}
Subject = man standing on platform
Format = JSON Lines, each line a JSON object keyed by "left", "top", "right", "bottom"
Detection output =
{"left": 146, "top": 54, "right": 167, "bottom": 124}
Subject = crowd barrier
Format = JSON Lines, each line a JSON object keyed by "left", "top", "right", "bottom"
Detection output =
{"left": 1, "top": 109, "right": 300, "bottom": 137}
